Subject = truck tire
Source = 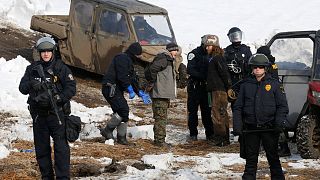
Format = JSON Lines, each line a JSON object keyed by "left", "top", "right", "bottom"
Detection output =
{"left": 296, "top": 114, "right": 320, "bottom": 159}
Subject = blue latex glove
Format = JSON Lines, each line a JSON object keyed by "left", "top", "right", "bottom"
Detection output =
{"left": 127, "top": 85, "right": 136, "bottom": 99}
{"left": 138, "top": 90, "right": 152, "bottom": 104}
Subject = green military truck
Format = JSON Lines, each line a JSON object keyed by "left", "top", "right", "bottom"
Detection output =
{"left": 30, "top": 0, "right": 186, "bottom": 83}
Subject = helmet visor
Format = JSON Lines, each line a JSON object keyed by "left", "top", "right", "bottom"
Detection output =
{"left": 228, "top": 31, "right": 242, "bottom": 43}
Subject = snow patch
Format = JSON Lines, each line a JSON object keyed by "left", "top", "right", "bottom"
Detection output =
{"left": 142, "top": 153, "right": 174, "bottom": 170}
{"left": 0, "top": 144, "right": 10, "bottom": 159}
{"left": 128, "top": 125, "right": 154, "bottom": 140}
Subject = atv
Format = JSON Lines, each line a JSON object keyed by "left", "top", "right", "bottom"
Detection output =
{"left": 267, "top": 30, "right": 320, "bottom": 158}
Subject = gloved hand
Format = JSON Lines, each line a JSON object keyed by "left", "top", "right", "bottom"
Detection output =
{"left": 54, "top": 94, "right": 63, "bottom": 105}
{"left": 127, "top": 85, "right": 136, "bottom": 99}
{"left": 30, "top": 79, "right": 44, "bottom": 91}
{"left": 138, "top": 90, "right": 152, "bottom": 104}
{"left": 232, "top": 130, "right": 242, "bottom": 136}
{"left": 275, "top": 124, "right": 285, "bottom": 133}
{"left": 34, "top": 91, "right": 51, "bottom": 108}
{"left": 232, "top": 126, "right": 242, "bottom": 136}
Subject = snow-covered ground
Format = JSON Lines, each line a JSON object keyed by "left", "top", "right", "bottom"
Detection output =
{"left": 1, "top": 0, "right": 320, "bottom": 179}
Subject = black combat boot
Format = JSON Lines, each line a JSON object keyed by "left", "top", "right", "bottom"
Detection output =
{"left": 278, "top": 142, "right": 291, "bottom": 157}
{"left": 117, "top": 122, "right": 128, "bottom": 145}
{"left": 101, "top": 113, "right": 122, "bottom": 140}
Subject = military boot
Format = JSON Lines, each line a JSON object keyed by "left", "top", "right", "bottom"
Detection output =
{"left": 117, "top": 122, "right": 128, "bottom": 145}
{"left": 101, "top": 113, "right": 122, "bottom": 140}
{"left": 278, "top": 142, "right": 291, "bottom": 157}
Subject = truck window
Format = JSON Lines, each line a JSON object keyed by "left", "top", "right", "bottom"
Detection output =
{"left": 72, "top": 0, "right": 94, "bottom": 30}
{"left": 270, "top": 38, "right": 313, "bottom": 70}
{"left": 98, "top": 9, "right": 129, "bottom": 39}
{"left": 132, "top": 15, "right": 174, "bottom": 45}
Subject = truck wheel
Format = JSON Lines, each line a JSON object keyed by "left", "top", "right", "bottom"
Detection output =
{"left": 296, "top": 114, "right": 320, "bottom": 159}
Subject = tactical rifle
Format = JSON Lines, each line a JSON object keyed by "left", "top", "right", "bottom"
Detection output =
{"left": 35, "top": 64, "right": 62, "bottom": 125}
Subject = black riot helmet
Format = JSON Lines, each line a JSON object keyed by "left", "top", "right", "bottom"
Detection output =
{"left": 36, "top": 37, "right": 56, "bottom": 52}
{"left": 248, "top": 53, "right": 270, "bottom": 67}
{"left": 227, "top": 27, "right": 242, "bottom": 43}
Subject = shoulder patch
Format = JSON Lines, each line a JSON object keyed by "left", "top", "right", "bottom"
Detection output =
{"left": 68, "top": 74, "right": 74, "bottom": 81}
{"left": 187, "top": 53, "right": 195, "bottom": 61}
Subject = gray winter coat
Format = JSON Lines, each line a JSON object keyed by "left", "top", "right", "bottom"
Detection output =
{"left": 145, "top": 50, "right": 176, "bottom": 99}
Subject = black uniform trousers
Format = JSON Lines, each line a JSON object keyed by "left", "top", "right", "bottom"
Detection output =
{"left": 187, "top": 80, "right": 214, "bottom": 138}
{"left": 32, "top": 110, "right": 70, "bottom": 180}
{"left": 102, "top": 86, "right": 129, "bottom": 122}
{"left": 242, "top": 130, "right": 284, "bottom": 180}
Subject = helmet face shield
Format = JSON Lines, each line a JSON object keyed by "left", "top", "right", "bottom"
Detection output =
{"left": 228, "top": 31, "right": 242, "bottom": 43}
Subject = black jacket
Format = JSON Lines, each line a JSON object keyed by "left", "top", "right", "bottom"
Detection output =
{"left": 224, "top": 44, "right": 252, "bottom": 84}
{"left": 233, "top": 74, "right": 288, "bottom": 132}
{"left": 187, "top": 46, "right": 209, "bottom": 81}
{"left": 102, "top": 52, "right": 138, "bottom": 92}
{"left": 207, "top": 55, "right": 232, "bottom": 91}
{"left": 19, "top": 58, "right": 76, "bottom": 108}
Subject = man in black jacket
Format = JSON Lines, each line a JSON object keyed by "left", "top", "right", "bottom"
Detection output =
{"left": 257, "top": 45, "right": 291, "bottom": 157}
{"left": 206, "top": 35, "right": 232, "bottom": 146}
{"left": 19, "top": 37, "right": 76, "bottom": 179}
{"left": 186, "top": 35, "right": 215, "bottom": 141}
{"left": 101, "top": 42, "right": 151, "bottom": 145}
{"left": 233, "top": 54, "right": 288, "bottom": 180}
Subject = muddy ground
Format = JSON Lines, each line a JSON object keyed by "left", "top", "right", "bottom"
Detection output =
{"left": 0, "top": 25, "right": 320, "bottom": 179}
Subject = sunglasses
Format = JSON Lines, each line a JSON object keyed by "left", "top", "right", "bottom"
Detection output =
{"left": 252, "top": 66, "right": 265, "bottom": 69}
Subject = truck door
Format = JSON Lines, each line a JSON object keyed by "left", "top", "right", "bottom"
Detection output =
{"left": 69, "top": 0, "right": 96, "bottom": 72}
{"left": 94, "top": 7, "right": 131, "bottom": 74}
{"left": 268, "top": 32, "right": 315, "bottom": 128}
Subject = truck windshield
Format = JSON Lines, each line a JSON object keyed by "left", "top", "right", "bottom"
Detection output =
{"left": 132, "top": 15, "right": 174, "bottom": 45}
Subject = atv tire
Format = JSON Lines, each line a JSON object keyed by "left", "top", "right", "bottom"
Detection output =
{"left": 296, "top": 114, "right": 320, "bottom": 159}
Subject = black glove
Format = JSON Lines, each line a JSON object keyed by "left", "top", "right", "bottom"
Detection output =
{"left": 34, "top": 91, "right": 51, "bottom": 108}
{"left": 232, "top": 130, "right": 242, "bottom": 136}
{"left": 30, "top": 79, "right": 44, "bottom": 91}
{"left": 275, "top": 125, "right": 285, "bottom": 133}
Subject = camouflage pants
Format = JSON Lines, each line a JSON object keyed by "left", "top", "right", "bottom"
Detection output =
{"left": 211, "top": 91, "right": 229, "bottom": 136}
{"left": 152, "top": 98, "right": 170, "bottom": 143}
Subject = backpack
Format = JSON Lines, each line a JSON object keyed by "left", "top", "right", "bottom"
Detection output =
{"left": 65, "top": 115, "right": 82, "bottom": 142}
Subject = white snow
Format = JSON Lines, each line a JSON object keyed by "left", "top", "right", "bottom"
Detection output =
{"left": 1, "top": 0, "right": 320, "bottom": 178}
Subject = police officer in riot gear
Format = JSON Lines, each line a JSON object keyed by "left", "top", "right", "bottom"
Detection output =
{"left": 19, "top": 37, "right": 76, "bottom": 179}
{"left": 225, "top": 27, "right": 252, "bottom": 102}
{"left": 101, "top": 42, "right": 151, "bottom": 145}
{"left": 186, "top": 35, "right": 215, "bottom": 141}
{"left": 233, "top": 54, "right": 288, "bottom": 179}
